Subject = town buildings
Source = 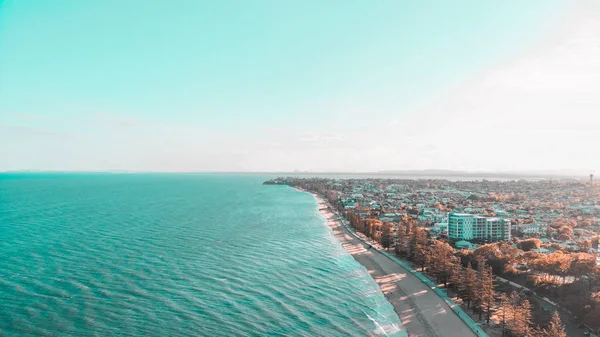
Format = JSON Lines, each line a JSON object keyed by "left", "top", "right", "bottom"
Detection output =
{"left": 264, "top": 175, "right": 599, "bottom": 249}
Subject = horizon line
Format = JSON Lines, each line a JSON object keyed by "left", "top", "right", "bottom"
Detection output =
{"left": 0, "top": 169, "right": 593, "bottom": 178}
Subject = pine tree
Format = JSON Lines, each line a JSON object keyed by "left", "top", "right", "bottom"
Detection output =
{"left": 449, "top": 263, "right": 463, "bottom": 294}
{"left": 473, "top": 256, "right": 486, "bottom": 316}
{"left": 479, "top": 264, "right": 495, "bottom": 323}
{"left": 380, "top": 222, "right": 393, "bottom": 250}
{"left": 496, "top": 293, "right": 512, "bottom": 337}
{"left": 412, "top": 228, "right": 429, "bottom": 269}
{"left": 513, "top": 299, "right": 533, "bottom": 337}
{"left": 429, "top": 241, "right": 456, "bottom": 286}
{"left": 462, "top": 265, "right": 478, "bottom": 308}
{"left": 407, "top": 218, "right": 417, "bottom": 257}
{"left": 544, "top": 311, "right": 566, "bottom": 337}
{"left": 395, "top": 221, "right": 408, "bottom": 256}
{"left": 475, "top": 255, "right": 487, "bottom": 271}
{"left": 397, "top": 216, "right": 413, "bottom": 257}
{"left": 505, "top": 291, "right": 521, "bottom": 334}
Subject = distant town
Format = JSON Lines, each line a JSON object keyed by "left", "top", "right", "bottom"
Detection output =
{"left": 265, "top": 176, "right": 600, "bottom": 337}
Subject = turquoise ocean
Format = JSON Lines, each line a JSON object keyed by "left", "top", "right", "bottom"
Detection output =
{"left": 0, "top": 174, "right": 403, "bottom": 336}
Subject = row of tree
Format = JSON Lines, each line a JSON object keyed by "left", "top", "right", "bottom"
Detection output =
{"left": 527, "top": 251, "right": 596, "bottom": 283}
{"left": 497, "top": 292, "right": 567, "bottom": 337}
{"left": 345, "top": 210, "right": 567, "bottom": 337}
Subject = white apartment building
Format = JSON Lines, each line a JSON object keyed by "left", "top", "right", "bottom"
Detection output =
{"left": 516, "top": 223, "right": 547, "bottom": 235}
{"left": 448, "top": 212, "right": 511, "bottom": 242}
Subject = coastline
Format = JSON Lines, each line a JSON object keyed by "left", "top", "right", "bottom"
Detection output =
{"left": 300, "top": 188, "right": 478, "bottom": 337}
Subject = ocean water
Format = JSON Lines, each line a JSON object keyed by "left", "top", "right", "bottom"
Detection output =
{"left": 0, "top": 174, "right": 403, "bottom": 337}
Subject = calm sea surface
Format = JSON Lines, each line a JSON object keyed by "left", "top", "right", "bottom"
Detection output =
{"left": 0, "top": 174, "right": 403, "bottom": 337}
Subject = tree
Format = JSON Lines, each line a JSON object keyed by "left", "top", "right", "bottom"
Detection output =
{"left": 449, "top": 263, "right": 463, "bottom": 294}
{"left": 473, "top": 242, "right": 518, "bottom": 274}
{"left": 462, "top": 265, "right": 478, "bottom": 308}
{"left": 395, "top": 221, "right": 408, "bottom": 256}
{"left": 406, "top": 218, "right": 418, "bottom": 257}
{"left": 559, "top": 225, "right": 573, "bottom": 236}
{"left": 347, "top": 210, "right": 360, "bottom": 230}
{"left": 568, "top": 253, "right": 596, "bottom": 280}
{"left": 558, "top": 233, "right": 571, "bottom": 242}
{"left": 380, "top": 222, "right": 393, "bottom": 250}
{"left": 412, "top": 228, "right": 429, "bottom": 270}
{"left": 355, "top": 218, "right": 366, "bottom": 233}
{"left": 365, "top": 219, "right": 382, "bottom": 240}
{"left": 478, "top": 263, "right": 495, "bottom": 323}
{"left": 518, "top": 238, "right": 542, "bottom": 251}
{"left": 496, "top": 293, "right": 512, "bottom": 337}
{"left": 505, "top": 291, "right": 521, "bottom": 335}
{"left": 544, "top": 311, "right": 566, "bottom": 337}
{"left": 591, "top": 236, "right": 599, "bottom": 249}
{"left": 471, "top": 256, "right": 493, "bottom": 320}
{"left": 429, "top": 241, "right": 456, "bottom": 286}
{"left": 512, "top": 299, "right": 534, "bottom": 337}
{"left": 579, "top": 239, "right": 592, "bottom": 252}
{"left": 456, "top": 249, "right": 474, "bottom": 268}
{"left": 520, "top": 251, "right": 541, "bottom": 266}
{"left": 530, "top": 251, "right": 571, "bottom": 283}
{"left": 395, "top": 216, "right": 417, "bottom": 257}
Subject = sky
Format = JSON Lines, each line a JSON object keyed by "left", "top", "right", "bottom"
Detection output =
{"left": 0, "top": 0, "right": 598, "bottom": 173}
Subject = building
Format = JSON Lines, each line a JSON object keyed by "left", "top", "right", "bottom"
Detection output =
{"left": 531, "top": 247, "right": 551, "bottom": 255}
{"left": 494, "top": 209, "right": 509, "bottom": 216}
{"left": 448, "top": 212, "right": 511, "bottom": 242}
{"left": 419, "top": 209, "right": 447, "bottom": 224}
{"left": 430, "top": 222, "right": 448, "bottom": 237}
{"left": 455, "top": 240, "right": 479, "bottom": 250}
{"left": 433, "top": 222, "right": 448, "bottom": 232}
{"left": 516, "top": 223, "right": 547, "bottom": 235}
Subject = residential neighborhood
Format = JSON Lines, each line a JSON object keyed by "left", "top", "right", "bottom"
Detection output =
{"left": 266, "top": 177, "right": 599, "bottom": 253}
{"left": 265, "top": 176, "right": 600, "bottom": 336}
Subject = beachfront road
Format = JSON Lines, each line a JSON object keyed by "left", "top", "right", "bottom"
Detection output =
{"left": 319, "top": 199, "right": 477, "bottom": 337}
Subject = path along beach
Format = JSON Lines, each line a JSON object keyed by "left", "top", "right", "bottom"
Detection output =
{"left": 312, "top": 193, "right": 477, "bottom": 337}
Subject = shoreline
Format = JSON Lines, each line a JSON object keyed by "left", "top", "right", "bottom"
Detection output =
{"left": 300, "top": 188, "right": 478, "bottom": 337}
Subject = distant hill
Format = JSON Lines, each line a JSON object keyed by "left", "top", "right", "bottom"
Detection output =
{"left": 376, "top": 169, "right": 591, "bottom": 178}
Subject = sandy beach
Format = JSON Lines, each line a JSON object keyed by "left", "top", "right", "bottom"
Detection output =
{"left": 314, "top": 194, "right": 477, "bottom": 337}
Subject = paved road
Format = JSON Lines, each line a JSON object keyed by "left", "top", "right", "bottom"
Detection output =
{"left": 322, "top": 203, "right": 477, "bottom": 337}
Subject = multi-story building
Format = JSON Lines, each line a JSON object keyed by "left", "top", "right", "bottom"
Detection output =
{"left": 448, "top": 212, "right": 511, "bottom": 242}
{"left": 516, "top": 223, "right": 547, "bottom": 235}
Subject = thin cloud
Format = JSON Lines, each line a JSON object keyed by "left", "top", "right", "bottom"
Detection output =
{"left": 0, "top": 123, "right": 70, "bottom": 138}
{"left": 10, "top": 113, "right": 43, "bottom": 121}
{"left": 296, "top": 133, "right": 345, "bottom": 142}
{"left": 94, "top": 113, "right": 140, "bottom": 127}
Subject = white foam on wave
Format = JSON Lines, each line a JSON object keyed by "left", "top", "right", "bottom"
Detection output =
{"left": 363, "top": 310, "right": 406, "bottom": 337}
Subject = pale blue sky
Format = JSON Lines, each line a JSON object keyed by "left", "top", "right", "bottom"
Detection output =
{"left": 3, "top": 0, "right": 598, "bottom": 172}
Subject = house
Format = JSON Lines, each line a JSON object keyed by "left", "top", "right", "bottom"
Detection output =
{"left": 431, "top": 222, "right": 448, "bottom": 237}
{"left": 532, "top": 247, "right": 551, "bottom": 255}
{"left": 495, "top": 210, "right": 509, "bottom": 216}
{"left": 433, "top": 222, "right": 448, "bottom": 232}
{"left": 455, "top": 240, "right": 478, "bottom": 250}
